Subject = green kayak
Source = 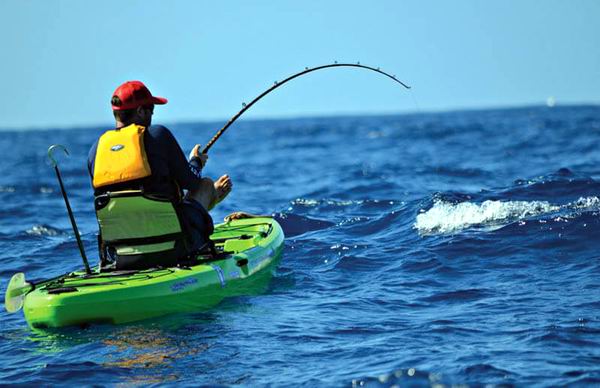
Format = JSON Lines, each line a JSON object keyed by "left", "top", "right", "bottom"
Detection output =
{"left": 12, "top": 217, "right": 283, "bottom": 329}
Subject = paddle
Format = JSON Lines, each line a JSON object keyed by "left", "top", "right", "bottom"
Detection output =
{"left": 201, "top": 62, "right": 411, "bottom": 154}
{"left": 5, "top": 271, "right": 72, "bottom": 313}
{"left": 4, "top": 273, "right": 32, "bottom": 313}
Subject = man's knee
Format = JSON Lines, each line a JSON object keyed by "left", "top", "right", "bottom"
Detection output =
{"left": 198, "top": 177, "right": 215, "bottom": 194}
{"left": 188, "top": 177, "right": 216, "bottom": 210}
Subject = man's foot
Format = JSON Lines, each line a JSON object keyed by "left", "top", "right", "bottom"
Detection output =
{"left": 210, "top": 175, "right": 232, "bottom": 210}
{"left": 224, "top": 212, "right": 268, "bottom": 222}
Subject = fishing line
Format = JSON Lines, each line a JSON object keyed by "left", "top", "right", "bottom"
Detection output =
{"left": 409, "top": 88, "right": 423, "bottom": 114}
{"left": 202, "top": 63, "right": 411, "bottom": 153}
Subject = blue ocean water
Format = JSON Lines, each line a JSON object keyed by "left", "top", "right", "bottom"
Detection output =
{"left": 1, "top": 105, "right": 599, "bottom": 386}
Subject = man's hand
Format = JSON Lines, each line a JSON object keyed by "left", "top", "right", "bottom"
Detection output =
{"left": 189, "top": 144, "right": 208, "bottom": 169}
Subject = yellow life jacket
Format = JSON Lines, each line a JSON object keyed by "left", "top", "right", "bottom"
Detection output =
{"left": 93, "top": 124, "right": 152, "bottom": 189}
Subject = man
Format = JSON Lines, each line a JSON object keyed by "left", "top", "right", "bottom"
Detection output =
{"left": 88, "top": 80, "right": 232, "bottom": 265}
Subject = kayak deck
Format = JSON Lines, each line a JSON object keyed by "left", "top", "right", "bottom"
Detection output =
{"left": 23, "top": 217, "right": 284, "bottom": 329}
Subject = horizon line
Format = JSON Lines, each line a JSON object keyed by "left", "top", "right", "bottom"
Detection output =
{"left": 1, "top": 101, "right": 598, "bottom": 133}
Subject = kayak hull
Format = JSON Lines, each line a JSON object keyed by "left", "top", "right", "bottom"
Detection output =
{"left": 23, "top": 217, "right": 284, "bottom": 328}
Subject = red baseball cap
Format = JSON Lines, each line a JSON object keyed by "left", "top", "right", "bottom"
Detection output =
{"left": 111, "top": 81, "right": 168, "bottom": 111}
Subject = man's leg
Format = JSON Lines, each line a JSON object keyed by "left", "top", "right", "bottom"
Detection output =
{"left": 187, "top": 175, "right": 232, "bottom": 210}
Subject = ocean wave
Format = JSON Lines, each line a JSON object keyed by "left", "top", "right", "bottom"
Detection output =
{"left": 414, "top": 196, "right": 600, "bottom": 235}
{"left": 25, "top": 224, "right": 65, "bottom": 236}
{"left": 349, "top": 367, "right": 440, "bottom": 387}
{"left": 274, "top": 212, "right": 335, "bottom": 237}
{"left": 290, "top": 198, "right": 359, "bottom": 207}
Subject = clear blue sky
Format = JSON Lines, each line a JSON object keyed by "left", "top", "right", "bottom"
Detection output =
{"left": 0, "top": 0, "right": 598, "bottom": 129}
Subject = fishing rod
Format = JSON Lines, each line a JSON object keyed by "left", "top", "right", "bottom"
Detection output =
{"left": 48, "top": 145, "right": 92, "bottom": 275}
{"left": 202, "top": 62, "right": 411, "bottom": 154}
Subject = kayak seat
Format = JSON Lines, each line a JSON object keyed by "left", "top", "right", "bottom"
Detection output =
{"left": 94, "top": 190, "right": 193, "bottom": 270}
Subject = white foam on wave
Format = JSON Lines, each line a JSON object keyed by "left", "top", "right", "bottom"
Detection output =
{"left": 415, "top": 199, "right": 559, "bottom": 235}
{"left": 291, "top": 198, "right": 359, "bottom": 207}
{"left": 570, "top": 196, "right": 600, "bottom": 210}
{"left": 26, "top": 225, "right": 62, "bottom": 236}
{"left": 414, "top": 196, "right": 600, "bottom": 235}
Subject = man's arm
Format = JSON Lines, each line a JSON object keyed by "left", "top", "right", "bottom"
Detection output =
{"left": 87, "top": 140, "right": 98, "bottom": 179}
{"left": 153, "top": 125, "right": 204, "bottom": 191}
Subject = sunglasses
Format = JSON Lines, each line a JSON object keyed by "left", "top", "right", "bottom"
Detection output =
{"left": 141, "top": 105, "right": 154, "bottom": 114}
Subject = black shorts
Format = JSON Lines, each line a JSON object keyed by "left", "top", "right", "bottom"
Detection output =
{"left": 180, "top": 198, "right": 214, "bottom": 252}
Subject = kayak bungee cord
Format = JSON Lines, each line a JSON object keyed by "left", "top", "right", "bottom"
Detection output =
{"left": 48, "top": 145, "right": 92, "bottom": 275}
{"left": 202, "top": 62, "right": 411, "bottom": 153}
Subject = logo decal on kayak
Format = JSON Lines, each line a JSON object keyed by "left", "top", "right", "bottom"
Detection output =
{"left": 210, "top": 265, "right": 226, "bottom": 288}
{"left": 170, "top": 278, "right": 198, "bottom": 292}
{"left": 110, "top": 144, "right": 125, "bottom": 152}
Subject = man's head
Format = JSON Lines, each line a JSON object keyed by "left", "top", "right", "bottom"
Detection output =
{"left": 111, "top": 81, "right": 167, "bottom": 128}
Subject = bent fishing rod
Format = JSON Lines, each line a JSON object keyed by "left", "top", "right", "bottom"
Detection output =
{"left": 202, "top": 63, "right": 411, "bottom": 154}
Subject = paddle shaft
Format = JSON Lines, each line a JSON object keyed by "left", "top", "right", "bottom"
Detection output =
{"left": 8, "top": 283, "right": 33, "bottom": 298}
{"left": 5, "top": 271, "right": 75, "bottom": 313}
{"left": 16, "top": 271, "right": 74, "bottom": 296}
{"left": 201, "top": 63, "right": 411, "bottom": 154}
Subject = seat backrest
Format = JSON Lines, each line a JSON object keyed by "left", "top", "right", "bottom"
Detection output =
{"left": 95, "top": 191, "right": 188, "bottom": 269}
